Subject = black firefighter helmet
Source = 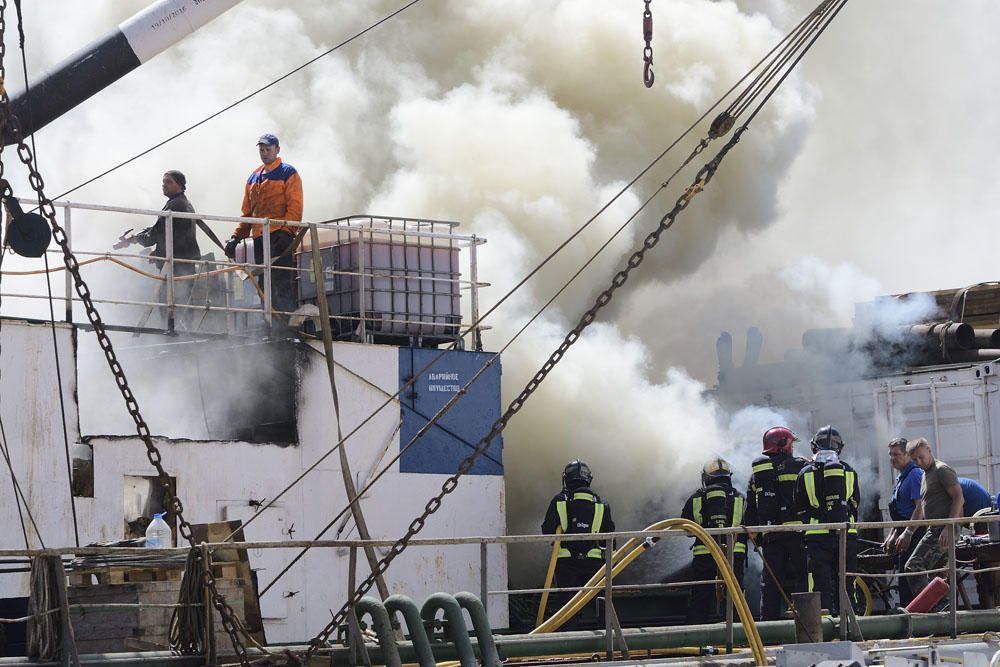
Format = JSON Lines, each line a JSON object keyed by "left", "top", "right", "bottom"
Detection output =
{"left": 810, "top": 425, "right": 844, "bottom": 454}
{"left": 562, "top": 459, "right": 593, "bottom": 489}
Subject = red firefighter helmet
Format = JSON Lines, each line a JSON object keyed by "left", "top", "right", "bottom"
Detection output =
{"left": 762, "top": 426, "right": 798, "bottom": 455}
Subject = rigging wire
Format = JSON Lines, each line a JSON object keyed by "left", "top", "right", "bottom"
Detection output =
{"left": 0, "top": 0, "right": 39, "bottom": 551}
{"left": 12, "top": 0, "right": 80, "bottom": 547}
{"left": 224, "top": 1, "right": 834, "bottom": 543}
{"left": 43, "top": 0, "right": 423, "bottom": 204}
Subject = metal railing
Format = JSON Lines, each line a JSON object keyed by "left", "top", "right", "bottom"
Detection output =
{"left": 0, "top": 199, "right": 488, "bottom": 348}
{"left": 1, "top": 514, "right": 998, "bottom": 661}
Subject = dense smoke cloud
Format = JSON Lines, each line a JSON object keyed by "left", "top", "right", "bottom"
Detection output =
{"left": 3, "top": 1, "right": 998, "bottom": 587}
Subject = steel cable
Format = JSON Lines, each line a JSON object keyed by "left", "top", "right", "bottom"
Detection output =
{"left": 297, "top": 0, "right": 849, "bottom": 659}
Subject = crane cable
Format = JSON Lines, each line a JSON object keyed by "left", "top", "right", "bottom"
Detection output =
{"left": 223, "top": 0, "right": 834, "bottom": 553}
{"left": 299, "top": 0, "right": 850, "bottom": 657}
{"left": 248, "top": 0, "right": 852, "bottom": 603}
{"left": 42, "top": 0, "right": 424, "bottom": 205}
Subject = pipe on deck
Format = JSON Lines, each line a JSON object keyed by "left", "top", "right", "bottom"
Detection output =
{"left": 319, "top": 609, "right": 1000, "bottom": 664}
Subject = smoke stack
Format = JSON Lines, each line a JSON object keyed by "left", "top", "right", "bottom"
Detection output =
{"left": 744, "top": 327, "right": 762, "bottom": 367}
{"left": 717, "top": 331, "right": 734, "bottom": 377}
{"left": 3, "top": 0, "right": 244, "bottom": 144}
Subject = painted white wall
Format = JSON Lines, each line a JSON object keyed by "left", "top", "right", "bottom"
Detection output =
{"left": 0, "top": 320, "right": 508, "bottom": 641}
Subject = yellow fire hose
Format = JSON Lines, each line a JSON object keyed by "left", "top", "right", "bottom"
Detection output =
{"left": 531, "top": 519, "right": 765, "bottom": 666}
{"left": 535, "top": 527, "right": 562, "bottom": 626}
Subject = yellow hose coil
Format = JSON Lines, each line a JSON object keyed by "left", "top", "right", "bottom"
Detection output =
{"left": 531, "top": 518, "right": 765, "bottom": 665}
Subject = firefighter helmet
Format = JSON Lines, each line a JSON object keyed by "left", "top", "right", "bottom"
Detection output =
{"left": 763, "top": 426, "right": 798, "bottom": 455}
{"left": 701, "top": 457, "right": 733, "bottom": 487}
{"left": 562, "top": 459, "right": 593, "bottom": 489}
{"left": 810, "top": 425, "right": 844, "bottom": 453}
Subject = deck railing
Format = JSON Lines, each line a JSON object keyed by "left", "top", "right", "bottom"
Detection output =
{"left": 0, "top": 199, "right": 488, "bottom": 348}
{"left": 0, "top": 514, "right": 998, "bottom": 661}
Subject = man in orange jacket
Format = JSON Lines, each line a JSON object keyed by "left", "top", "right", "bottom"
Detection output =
{"left": 225, "top": 133, "right": 303, "bottom": 314}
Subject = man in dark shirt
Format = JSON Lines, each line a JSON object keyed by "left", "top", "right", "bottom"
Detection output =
{"left": 898, "top": 438, "right": 964, "bottom": 594}
{"left": 124, "top": 171, "right": 222, "bottom": 326}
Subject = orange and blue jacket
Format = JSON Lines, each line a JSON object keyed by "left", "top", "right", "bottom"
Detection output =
{"left": 234, "top": 157, "right": 303, "bottom": 239}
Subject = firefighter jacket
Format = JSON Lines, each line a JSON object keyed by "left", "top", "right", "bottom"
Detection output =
{"left": 745, "top": 453, "right": 809, "bottom": 531}
{"left": 541, "top": 487, "right": 615, "bottom": 560}
{"left": 234, "top": 157, "right": 304, "bottom": 239}
{"left": 794, "top": 454, "right": 860, "bottom": 537}
{"left": 681, "top": 481, "right": 747, "bottom": 557}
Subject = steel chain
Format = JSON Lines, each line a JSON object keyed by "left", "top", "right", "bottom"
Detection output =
{"left": 642, "top": 0, "right": 654, "bottom": 87}
{"left": 301, "top": 126, "right": 746, "bottom": 662}
{"left": 0, "top": 58, "right": 252, "bottom": 667}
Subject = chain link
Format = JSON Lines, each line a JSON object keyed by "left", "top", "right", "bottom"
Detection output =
{"left": 642, "top": 0, "right": 654, "bottom": 88}
{"left": 300, "top": 125, "right": 746, "bottom": 662}
{"left": 0, "top": 24, "right": 252, "bottom": 665}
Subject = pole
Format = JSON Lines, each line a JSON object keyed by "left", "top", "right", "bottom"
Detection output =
{"left": 308, "top": 223, "right": 390, "bottom": 601}
{"left": 726, "top": 533, "right": 735, "bottom": 653}
{"left": 839, "top": 526, "right": 848, "bottom": 641}
{"left": 262, "top": 220, "right": 272, "bottom": 324}
{"left": 949, "top": 525, "right": 958, "bottom": 638}
{"left": 63, "top": 206, "right": 72, "bottom": 322}
{"left": 604, "top": 537, "right": 613, "bottom": 661}
{"left": 199, "top": 543, "right": 216, "bottom": 666}
{"left": 480, "top": 541, "right": 488, "bottom": 608}
{"left": 165, "top": 211, "right": 175, "bottom": 333}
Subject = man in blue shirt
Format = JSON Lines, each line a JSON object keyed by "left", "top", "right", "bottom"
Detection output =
{"left": 882, "top": 437, "right": 924, "bottom": 606}
{"left": 959, "top": 478, "right": 992, "bottom": 530}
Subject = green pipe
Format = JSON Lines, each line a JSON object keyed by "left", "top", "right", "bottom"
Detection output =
{"left": 421, "top": 593, "right": 476, "bottom": 667}
{"left": 455, "top": 592, "right": 500, "bottom": 667}
{"left": 385, "top": 594, "right": 435, "bottom": 667}
{"left": 355, "top": 597, "right": 402, "bottom": 667}
{"left": 320, "top": 609, "right": 1000, "bottom": 663}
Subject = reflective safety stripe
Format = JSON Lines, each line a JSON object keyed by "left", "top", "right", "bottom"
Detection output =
{"left": 782, "top": 519, "right": 803, "bottom": 525}
{"left": 803, "top": 472, "right": 819, "bottom": 508}
{"left": 693, "top": 542, "right": 747, "bottom": 556}
{"left": 558, "top": 548, "right": 571, "bottom": 558}
{"left": 556, "top": 500, "right": 568, "bottom": 532}
{"left": 692, "top": 496, "right": 703, "bottom": 525}
{"left": 752, "top": 462, "right": 774, "bottom": 474}
{"left": 573, "top": 492, "right": 596, "bottom": 502}
{"left": 846, "top": 470, "right": 856, "bottom": 499}
{"left": 586, "top": 548, "right": 603, "bottom": 559}
{"left": 732, "top": 496, "right": 745, "bottom": 526}
{"left": 592, "top": 503, "right": 605, "bottom": 533}
{"left": 824, "top": 467, "right": 845, "bottom": 478}
{"left": 807, "top": 572, "right": 814, "bottom": 592}
{"left": 778, "top": 473, "right": 799, "bottom": 482}
{"left": 706, "top": 490, "right": 727, "bottom": 500}
{"left": 805, "top": 516, "right": 828, "bottom": 535}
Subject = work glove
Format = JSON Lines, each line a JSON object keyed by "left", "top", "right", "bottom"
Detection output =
{"left": 224, "top": 237, "right": 240, "bottom": 259}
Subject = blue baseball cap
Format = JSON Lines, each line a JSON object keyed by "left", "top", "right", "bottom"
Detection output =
{"left": 256, "top": 133, "right": 279, "bottom": 146}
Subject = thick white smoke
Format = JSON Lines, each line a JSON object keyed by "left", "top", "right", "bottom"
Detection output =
{"left": 4, "top": 1, "right": 999, "bottom": 589}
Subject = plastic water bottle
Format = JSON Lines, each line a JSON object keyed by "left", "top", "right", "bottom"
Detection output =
{"left": 145, "top": 513, "right": 173, "bottom": 548}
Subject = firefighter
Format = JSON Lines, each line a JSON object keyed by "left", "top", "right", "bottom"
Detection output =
{"left": 795, "top": 425, "right": 861, "bottom": 615}
{"left": 541, "top": 460, "right": 615, "bottom": 614}
{"left": 681, "top": 457, "right": 747, "bottom": 624}
{"left": 745, "top": 426, "right": 809, "bottom": 620}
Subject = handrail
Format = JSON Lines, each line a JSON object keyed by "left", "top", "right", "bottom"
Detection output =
{"left": 1, "top": 199, "right": 488, "bottom": 344}
{"left": 0, "top": 513, "right": 996, "bottom": 556}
